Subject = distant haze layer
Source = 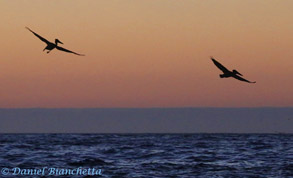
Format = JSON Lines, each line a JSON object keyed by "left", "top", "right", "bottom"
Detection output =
{"left": 0, "top": 108, "right": 292, "bottom": 133}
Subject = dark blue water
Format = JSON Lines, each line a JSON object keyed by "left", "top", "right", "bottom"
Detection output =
{"left": 0, "top": 134, "right": 292, "bottom": 177}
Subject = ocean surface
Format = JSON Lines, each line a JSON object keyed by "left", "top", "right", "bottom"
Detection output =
{"left": 0, "top": 134, "right": 292, "bottom": 178}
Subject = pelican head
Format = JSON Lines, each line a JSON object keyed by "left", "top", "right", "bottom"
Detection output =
{"left": 55, "top": 39, "right": 63, "bottom": 45}
{"left": 232, "top": 69, "right": 242, "bottom": 76}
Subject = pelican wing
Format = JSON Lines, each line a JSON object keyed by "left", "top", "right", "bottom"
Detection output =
{"left": 56, "top": 46, "right": 85, "bottom": 56}
{"left": 232, "top": 74, "right": 256, "bottom": 83}
{"left": 26, "top": 27, "right": 50, "bottom": 44}
{"left": 211, "top": 57, "right": 230, "bottom": 73}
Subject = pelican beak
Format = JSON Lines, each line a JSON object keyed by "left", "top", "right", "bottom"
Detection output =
{"left": 56, "top": 39, "right": 63, "bottom": 45}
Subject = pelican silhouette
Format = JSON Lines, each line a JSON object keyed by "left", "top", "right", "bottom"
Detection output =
{"left": 26, "top": 27, "right": 84, "bottom": 56}
{"left": 211, "top": 57, "right": 256, "bottom": 83}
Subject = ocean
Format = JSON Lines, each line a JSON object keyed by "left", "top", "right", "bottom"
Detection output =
{"left": 0, "top": 134, "right": 292, "bottom": 177}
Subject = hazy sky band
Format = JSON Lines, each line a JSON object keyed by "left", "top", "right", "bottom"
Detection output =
{"left": 0, "top": 0, "right": 292, "bottom": 108}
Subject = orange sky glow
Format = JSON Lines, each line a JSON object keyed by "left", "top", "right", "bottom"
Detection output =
{"left": 0, "top": 0, "right": 292, "bottom": 108}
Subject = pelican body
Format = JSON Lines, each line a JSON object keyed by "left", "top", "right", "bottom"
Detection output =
{"left": 211, "top": 57, "right": 256, "bottom": 83}
{"left": 26, "top": 27, "right": 84, "bottom": 56}
{"left": 43, "top": 39, "right": 63, "bottom": 52}
{"left": 219, "top": 70, "right": 242, "bottom": 78}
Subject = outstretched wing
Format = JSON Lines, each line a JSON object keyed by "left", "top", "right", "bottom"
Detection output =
{"left": 56, "top": 46, "right": 85, "bottom": 56}
{"left": 26, "top": 27, "right": 50, "bottom": 44}
{"left": 233, "top": 75, "right": 256, "bottom": 83}
{"left": 211, "top": 57, "right": 230, "bottom": 73}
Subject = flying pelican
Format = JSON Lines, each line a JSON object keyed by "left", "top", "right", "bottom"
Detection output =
{"left": 26, "top": 27, "right": 85, "bottom": 56}
{"left": 211, "top": 57, "right": 256, "bottom": 83}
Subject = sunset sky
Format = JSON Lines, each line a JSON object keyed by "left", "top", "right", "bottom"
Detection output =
{"left": 0, "top": 0, "right": 292, "bottom": 108}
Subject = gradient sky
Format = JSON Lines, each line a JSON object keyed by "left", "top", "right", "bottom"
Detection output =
{"left": 0, "top": 0, "right": 292, "bottom": 108}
